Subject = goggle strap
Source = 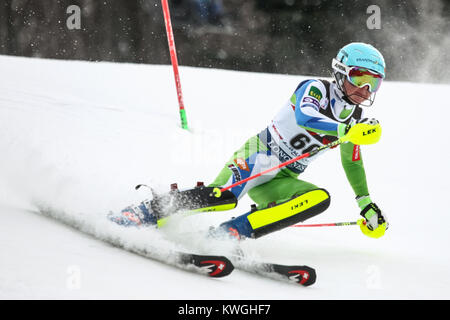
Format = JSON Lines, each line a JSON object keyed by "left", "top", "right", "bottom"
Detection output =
{"left": 332, "top": 58, "right": 348, "bottom": 75}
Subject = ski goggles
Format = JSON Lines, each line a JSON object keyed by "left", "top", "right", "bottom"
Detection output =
{"left": 332, "top": 59, "right": 383, "bottom": 93}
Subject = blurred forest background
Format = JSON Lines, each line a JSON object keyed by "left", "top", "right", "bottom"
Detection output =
{"left": 0, "top": 0, "right": 449, "bottom": 83}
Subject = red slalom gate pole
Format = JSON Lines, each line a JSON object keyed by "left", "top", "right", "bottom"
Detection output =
{"left": 161, "top": 0, "right": 188, "bottom": 130}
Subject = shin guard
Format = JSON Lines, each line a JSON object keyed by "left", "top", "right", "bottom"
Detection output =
{"left": 152, "top": 185, "right": 238, "bottom": 221}
{"left": 219, "top": 189, "right": 330, "bottom": 239}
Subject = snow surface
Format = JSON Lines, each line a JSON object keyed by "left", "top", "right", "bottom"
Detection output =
{"left": 1, "top": 55, "right": 450, "bottom": 299}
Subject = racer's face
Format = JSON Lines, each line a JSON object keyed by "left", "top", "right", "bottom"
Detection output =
{"left": 343, "top": 79, "right": 371, "bottom": 105}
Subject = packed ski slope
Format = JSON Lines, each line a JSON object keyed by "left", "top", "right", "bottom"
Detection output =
{"left": 1, "top": 55, "right": 449, "bottom": 299}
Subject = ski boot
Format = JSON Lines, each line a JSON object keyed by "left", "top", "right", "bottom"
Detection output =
{"left": 107, "top": 198, "right": 157, "bottom": 227}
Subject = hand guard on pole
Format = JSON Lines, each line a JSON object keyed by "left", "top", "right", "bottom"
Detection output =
{"left": 357, "top": 196, "right": 388, "bottom": 238}
{"left": 341, "top": 118, "right": 382, "bottom": 145}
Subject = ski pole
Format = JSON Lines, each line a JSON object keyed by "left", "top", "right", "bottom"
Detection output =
{"left": 211, "top": 121, "right": 383, "bottom": 198}
{"left": 291, "top": 219, "right": 364, "bottom": 228}
{"left": 212, "top": 137, "right": 346, "bottom": 197}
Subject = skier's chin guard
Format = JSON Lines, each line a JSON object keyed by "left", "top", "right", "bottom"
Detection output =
{"left": 219, "top": 189, "right": 331, "bottom": 239}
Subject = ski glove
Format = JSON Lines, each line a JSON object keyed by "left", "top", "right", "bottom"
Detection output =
{"left": 338, "top": 118, "right": 381, "bottom": 145}
{"left": 356, "top": 195, "right": 388, "bottom": 239}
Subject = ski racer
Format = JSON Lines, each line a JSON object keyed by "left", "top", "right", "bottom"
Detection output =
{"left": 110, "top": 42, "right": 389, "bottom": 240}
